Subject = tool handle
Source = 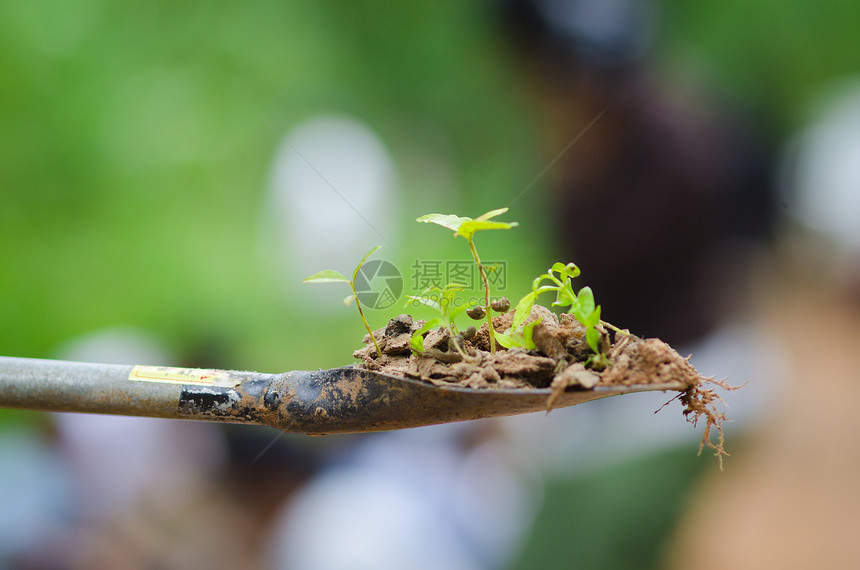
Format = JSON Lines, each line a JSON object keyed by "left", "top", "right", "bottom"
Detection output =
{"left": 0, "top": 356, "right": 278, "bottom": 426}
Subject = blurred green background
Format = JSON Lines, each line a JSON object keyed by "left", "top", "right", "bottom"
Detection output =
{"left": 0, "top": 0, "right": 546, "bottom": 374}
{"left": 2, "top": 0, "right": 860, "bottom": 568}
{"left": 3, "top": 0, "right": 858, "bottom": 367}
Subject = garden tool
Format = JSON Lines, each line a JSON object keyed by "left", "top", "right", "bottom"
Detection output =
{"left": 0, "top": 356, "right": 685, "bottom": 434}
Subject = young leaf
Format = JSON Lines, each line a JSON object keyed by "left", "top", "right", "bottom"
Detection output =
{"left": 578, "top": 286, "right": 596, "bottom": 317}
{"left": 353, "top": 245, "right": 382, "bottom": 281}
{"left": 495, "top": 329, "right": 524, "bottom": 349}
{"left": 303, "top": 270, "right": 349, "bottom": 284}
{"left": 522, "top": 316, "right": 544, "bottom": 350}
{"left": 552, "top": 262, "right": 581, "bottom": 280}
{"left": 457, "top": 219, "right": 518, "bottom": 240}
{"left": 449, "top": 303, "right": 469, "bottom": 320}
{"left": 343, "top": 294, "right": 356, "bottom": 306}
{"left": 410, "top": 331, "right": 425, "bottom": 352}
{"left": 406, "top": 296, "right": 442, "bottom": 312}
{"left": 475, "top": 207, "right": 510, "bottom": 221}
{"left": 409, "top": 318, "right": 443, "bottom": 352}
{"left": 583, "top": 306, "right": 601, "bottom": 328}
{"left": 586, "top": 327, "right": 601, "bottom": 354}
{"left": 416, "top": 213, "right": 471, "bottom": 232}
{"left": 511, "top": 291, "right": 538, "bottom": 331}
{"left": 439, "top": 283, "right": 466, "bottom": 299}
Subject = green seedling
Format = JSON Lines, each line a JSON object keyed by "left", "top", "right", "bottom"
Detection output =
{"left": 406, "top": 283, "right": 471, "bottom": 359}
{"left": 494, "top": 315, "right": 545, "bottom": 351}
{"left": 416, "top": 207, "right": 518, "bottom": 353}
{"left": 304, "top": 245, "right": 383, "bottom": 358}
{"left": 503, "top": 262, "right": 608, "bottom": 368}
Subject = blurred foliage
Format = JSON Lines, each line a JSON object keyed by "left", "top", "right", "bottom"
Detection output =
{"left": 511, "top": 447, "right": 709, "bottom": 570}
{"left": 658, "top": 0, "right": 860, "bottom": 135}
{"left": 0, "top": 0, "right": 542, "bottom": 381}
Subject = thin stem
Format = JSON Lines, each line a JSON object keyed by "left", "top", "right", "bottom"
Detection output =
{"left": 468, "top": 237, "right": 496, "bottom": 353}
{"left": 352, "top": 283, "right": 382, "bottom": 358}
{"left": 448, "top": 327, "right": 469, "bottom": 360}
{"left": 600, "top": 320, "right": 624, "bottom": 334}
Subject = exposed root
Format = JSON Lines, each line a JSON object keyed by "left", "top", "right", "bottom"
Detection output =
{"left": 676, "top": 377, "right": 745, "bottom": 470}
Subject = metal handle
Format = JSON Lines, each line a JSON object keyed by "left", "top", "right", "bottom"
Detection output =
{"left": 0, "top": 356, "right": 280, "bottom": 426}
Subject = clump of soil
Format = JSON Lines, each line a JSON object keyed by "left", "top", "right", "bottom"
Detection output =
{"left": 354, "top": 306, "right": 740, "bottom": 467}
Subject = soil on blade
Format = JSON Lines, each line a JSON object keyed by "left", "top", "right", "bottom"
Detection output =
{"left": 354, "top": 306, "right": 701, "bottom": 391}
{"left": 354, "top": 306, "right": 738, "bottom": 468}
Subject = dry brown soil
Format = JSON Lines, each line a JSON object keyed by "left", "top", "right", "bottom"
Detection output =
{"left": 354, "top": 305, "right": 734, "bottom": 463}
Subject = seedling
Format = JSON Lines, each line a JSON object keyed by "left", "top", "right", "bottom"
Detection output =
{"left": 304, "top": 245, "right": 383, "bottom": 358}
{"left": 416, "top": 207, "right": 518, "bottom": 353}
{"left": 494, "top": 314, "right": 545, "bottom": 351}
{"left": 406, "top": 283, "right": 471, "bottom": 360}
{"left": 502, "top": 262, "right": 609, "bottom": 368}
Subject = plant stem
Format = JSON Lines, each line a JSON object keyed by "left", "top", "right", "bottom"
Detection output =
{"left": 448, "top": 328, "right": 469, "bottom": 360}
{"left": 352, "top": 283, "right": 382, "bottom": 358}
{"left": 468, "top": 237, "right": 496, "bottom": 353}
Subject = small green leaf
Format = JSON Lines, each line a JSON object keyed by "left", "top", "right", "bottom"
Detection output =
{"left": 410, "top": 331, "right": 425, "bottom": 352}
{"left": 552, "top": 262, "right": 581, "bottom": 279}
{"left": 583, "top": 306, "right": 601, "bottom": 328}
{"left": 353, "top": 245, "right": 382, "bottom": 281}
{"left": 409, "top": 318, "right": 443, "bottom": 352}
{"left": 456, "top": 219, "right": 518, "bottom": 240}
{"left": 406, "top": 296, "right": 441, "bottom": 312}
{"left": 586, "top": 327, "right": 601, "bottom": 354}
{"left": 440, "top": 283, "right": 466, "bottom": 295}
{"left": 522, "top": 316, "right": 544, "bottom": 350}
{"left": 475, "top": 207, "right": 510, "bottom": 221}
{"left": 495, "top": 330, "right": 524, "bottom": 349}
{"left": 343, "top": 294, "right": 355, "bottom": 306}
{"left": 449, "top": 303, "right": 469, "bottom": 320}
{"left": 586, "top": 352, "right": 610, "bottom": 369}
{"left": 578, "top": 286, "right": 595, "bottom": 316}
{"left": 511, "top": 291, "right": 537, "bottom": 331}
{"left": 416, "top": 213, "right": 471, "bottom": 232}
{"left": 303, "top": 270, "right": 349, "bottom": 284}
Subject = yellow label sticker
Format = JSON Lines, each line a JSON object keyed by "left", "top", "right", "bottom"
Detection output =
{"left": 129, "top": 365, "right": 236, "bottom": 387}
